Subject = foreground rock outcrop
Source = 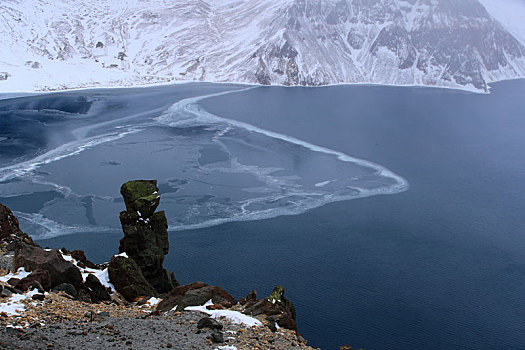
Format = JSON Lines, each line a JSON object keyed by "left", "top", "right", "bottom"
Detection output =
{"left": 0, "top": 206, "right": 112, "bottom": 304}
{"left": 0, "top": 203, "right": 35, "bottom": 247}
{"left": 14, "top": 244, "right": 83, "bottom": 290}
{"left": 117, "top": 180, "right": 177, "bottom": 294}
{"left": 0, "top": 204, "right": 22, "bottom": 240}
{"left": 108, "top": 254, "right": 157, "bottom": 302}
{"left": 156, "top": 281, "right": 235, "bottom": 312}
{"left": 242, "top": 285, "right": 298, "bottom": 331}
{"left": 1, "top": 185, "right": 317, "bottom": 348}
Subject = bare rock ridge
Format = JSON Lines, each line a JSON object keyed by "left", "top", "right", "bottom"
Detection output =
{"left": 116, "top": 180, "right": 178, "bottom": 294}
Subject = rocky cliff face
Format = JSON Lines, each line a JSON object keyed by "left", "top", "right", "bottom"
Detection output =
{"left": 0, "top": 0, "right": 523, "bottom": 92}
{"left": 250, "top": 0, "right": 525, "bottom": 91}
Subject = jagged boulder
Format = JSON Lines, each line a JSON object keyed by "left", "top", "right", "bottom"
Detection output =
{"left": 15, "top": 269, "right": 52, "bottom": 292}
{"left": 118, "top": 180, "right": 177, "bottom": 294}
{"left": 1, "top": 203, "right": 37, "bottom": 248}
{"left": 266, "top": 285, "right": 296, "bottom": 321}
{"left": 156, "top": 282, "right": 235, "bottom": 312}
{"left": 82, "top": 274, "right": 111, "bottom": 303}
{"left": 197, "top": 317, "right": 223, "bottom": 330}
{"left": 71, "top": 249, "right": 98, "bottom": 269}
{"left": 13, "top": 244, "right": 82, "bottom": 289}
{"left": 108, "top": 254, "right": 157, "bottom": 302}
{"left": 239, "top": 289, "right": 257, "bottom": 305}
{"left": 52, "top": 283, "right": 78, "bottom": 298}
{"left": 0, "top": 203, "right": 23, "bottom": 240}
{"left": 243, "top": 285, "right": 297, "bottom": 331}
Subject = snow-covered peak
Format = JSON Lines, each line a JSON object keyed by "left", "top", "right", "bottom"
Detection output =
{"left": 0, "top": 0, "right": 523, "bottom": 92}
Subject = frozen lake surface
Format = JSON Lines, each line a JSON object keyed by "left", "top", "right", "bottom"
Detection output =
{"left": 1, "top": 80, "right": 525, "bottom": 349}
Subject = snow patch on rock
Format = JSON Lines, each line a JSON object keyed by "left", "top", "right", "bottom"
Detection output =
{"left": 185, "top": 300, "right": 263, "bottom": 327}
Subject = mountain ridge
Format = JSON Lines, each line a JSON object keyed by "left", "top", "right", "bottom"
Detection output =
{"left": 0, "top": 0, "right": 524, "bottom": 92}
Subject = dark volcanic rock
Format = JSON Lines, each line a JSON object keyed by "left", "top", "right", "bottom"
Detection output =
{"left": 16, "top": 269, "right": 52, "bottom": 292}
{"left": 84, "top": 274, "right": 111, "bottom": 303}
{"left": 52, "top": 283, "right": 78, "bottom": 298}
{"left": 266, "top": 285, "right": 296, "bottom": 321}
{"left": 31, "top": 293, "right": 45, "bottom": 301}
{"left": 276, "top": 312, "right": 296, "bottom": 330}
{"left": 240, "top": 289, "right": 257, "bottom": 305}
{"left": 156, "top": 282, "right": 235, "bottom": 312}
{"left": 7, "top": 277, "right": 20, "bottom": 286}
{"left": 107, "top": 254, "right": 157, "bottom": 302}
{"left": 0, "top": 204, "right": 36, "bottom": 252}
{"left": 118, "top": 180, "right": 177, "bottom": 294}
{"left": 71, "top": 250, "right": 98, "bottom": 269}
{"left": 14, "top": 245, "right": 82, "bottom": 289}
{"left": 207, "top": 331, "right": 224, "bottom": 343}
{"left": 1, "top": 286, "right": 13, "bottom": 298}
{"left": 243, "top": 285, "right": 297, "bottom": 331}
{"left": 246, "top": 289, "right": 257, "bottom": 301}
{"left": 0, "top": 203, "right": 22, "bottom": 240}
{"left": 197, "top": 317, "right": 223, "bottom": 330}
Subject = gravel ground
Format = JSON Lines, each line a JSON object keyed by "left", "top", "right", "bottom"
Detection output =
{"left": 0, "top": 291, "right": 317, "bottom": 350}
{"left": 0, "top": 311, "right": 316, "bottom": 350}
{"left": 1, "top": 312, "right": 218, "bottom": 349}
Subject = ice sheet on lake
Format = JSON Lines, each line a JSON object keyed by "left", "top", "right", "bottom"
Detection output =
{"left": 0, "top": 88, "right": 408, "bottom": 239}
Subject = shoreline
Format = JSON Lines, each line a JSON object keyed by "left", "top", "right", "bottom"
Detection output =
{"left": 2, "top": 77, "right": 524, "bottom": 97}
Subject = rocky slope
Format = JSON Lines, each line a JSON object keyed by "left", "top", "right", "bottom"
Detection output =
{"left": 0, "top": 181, "right": 317, "bottom": 349}
{"left": 0, "top": 0, "right": 524, "bottom": 92}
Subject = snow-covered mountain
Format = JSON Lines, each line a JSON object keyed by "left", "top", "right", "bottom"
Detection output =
{"left": 0, "top": 0, "right": 524, "bottom": 92}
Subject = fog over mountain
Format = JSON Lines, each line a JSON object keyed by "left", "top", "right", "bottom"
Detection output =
{"left": 0, "top": 0, "right": 524, "bottom": 92}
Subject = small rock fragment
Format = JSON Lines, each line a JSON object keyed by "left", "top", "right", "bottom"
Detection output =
{"left": 197, "top": 317, "right": 223, "bottom": 330}
{"left": 31, "top": 293, "right": 45, "bottom": 301}
{"left": 207, "top": 331, "right": 224, "bottom": 343}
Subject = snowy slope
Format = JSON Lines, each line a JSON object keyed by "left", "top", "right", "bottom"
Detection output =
{"left": 478, "top": 0, "right": 525, "bottom": 45}
{"left": 0, "top": 0, "right": 524, "bottom": 92}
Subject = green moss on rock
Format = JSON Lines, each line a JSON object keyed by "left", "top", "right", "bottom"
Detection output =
{"left": 267, "top": 285, "right": 285, "bottom": 304}
{"left": 120, "top": 180, "right": 160, "bottom": 218}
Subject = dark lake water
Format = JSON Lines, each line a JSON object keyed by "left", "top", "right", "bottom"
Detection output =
{"left": 1, "top": 80, "right": 524, "bottom": 349}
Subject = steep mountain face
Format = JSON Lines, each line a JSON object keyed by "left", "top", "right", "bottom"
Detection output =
{"left": 249, "top": 0, "right": 525, "bottom": 90}
{"left": 0, "top": 0, "right": 524, "bottom": 92}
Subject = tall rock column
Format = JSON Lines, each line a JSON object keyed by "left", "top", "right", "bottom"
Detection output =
{"left": 118, "top": 180, "right": 178, "bottom": 294}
